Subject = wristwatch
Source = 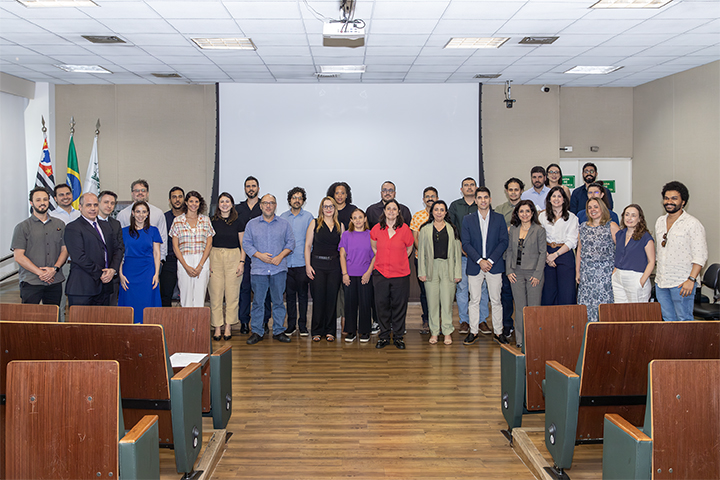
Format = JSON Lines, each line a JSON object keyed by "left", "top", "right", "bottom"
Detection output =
{"left": 688, "top": 276, "right": 696, "bottom": 282}
{"left": 53, "top": 266, "right": 60, "bottom": 272}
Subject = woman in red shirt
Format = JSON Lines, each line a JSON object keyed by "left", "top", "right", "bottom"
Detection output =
{"left": 370, "top": 199, "right": 414, "bottom": 349}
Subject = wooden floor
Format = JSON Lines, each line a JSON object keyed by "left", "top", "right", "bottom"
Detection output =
{"left": 0, "top": 280, "right": 603, "bottom": 480}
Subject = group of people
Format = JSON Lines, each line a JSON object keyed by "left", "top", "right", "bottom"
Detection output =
{"left": 11, "top": 164, "right": 709, "bottom": 350}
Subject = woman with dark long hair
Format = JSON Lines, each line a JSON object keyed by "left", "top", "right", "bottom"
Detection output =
{"left": 417, "top": 200, "right": 462, "bottom": 345}
{"left": 370, "top": 199, "right": 414, "bottom": 349}
{"left": 539, "top": 186, "right": 579, "bottom": 305}
{"left": 545, "top": 163, "right": 571, "bottom": 201}
{"left": 119, "top": 201, "right": 162, "bottom": 323}
{"left": 506, "top": 200, "right": 546, "bottom": 349}
{"left": 612, "top": 204, "right": 655, "bottom": 303}
{"left": 170, "top": 191, "right": 214, "bottom": 307}
{"left": 305, "top": 197, "right": 343, "bottom": 342}
{"left": 209, "top": 192, "right": 244, "bottom": 341}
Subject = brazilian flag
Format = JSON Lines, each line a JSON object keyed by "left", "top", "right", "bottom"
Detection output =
{"left": 66, "top": 134, "right": 82, "bottom": 209}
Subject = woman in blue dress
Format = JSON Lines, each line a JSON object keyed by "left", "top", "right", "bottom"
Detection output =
{"left": 119, "top": 201, "right": 162, "bottom": 323}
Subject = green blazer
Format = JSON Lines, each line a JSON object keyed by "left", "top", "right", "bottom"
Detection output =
{"left": 417, "top": 221, "right": 462, "bottom": 282}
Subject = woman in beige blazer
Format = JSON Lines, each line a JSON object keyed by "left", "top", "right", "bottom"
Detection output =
{"left": 506, "top": 200, "right": 546, "bottom": 349}
{"left": 417, "top": 200, "right": 462, "bottom": 345}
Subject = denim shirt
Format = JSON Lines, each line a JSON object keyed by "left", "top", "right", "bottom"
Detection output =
{"left": 279, "top": 209, "right": 314, "bottom": 268}
{"left": 242, "top": 215, "right": 295, "bottom": 276}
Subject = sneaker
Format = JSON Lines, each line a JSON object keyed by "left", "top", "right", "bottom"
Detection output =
{"left": 478, "top": 321, "right": 492, "bottom": 335}
{"left": 463, "top": 333, "right": 478, "bottom": 345}
{"left": 345, "top": 332, "right": 357, "bottom": 343}
{"left": 459, "top": 322, "right": 470, "bottom": 334}
{"left": 503, "top": 327, "right": 514, "bottom": 338}
{"left": 359, "top": 334, "right": 370, "bottom": 343}
{"left": 284, "top": 327, "right": 296, "bottom": 337}
{"left": 371, "top": 322, "right": 380, "bottom": 335}
{"left": 299, "top": 329, "right": 309, "bottom": 337}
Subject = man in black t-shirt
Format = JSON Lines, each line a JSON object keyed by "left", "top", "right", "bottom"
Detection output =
{"left": 160, "top": 186, "right": 184, "bottom": 306}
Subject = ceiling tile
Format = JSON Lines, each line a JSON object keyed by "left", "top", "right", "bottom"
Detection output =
{"left": 561, "top": 19, "right": 642, "bottom": 35}
{"left": 497, "top": 19, "right": 577, "bottom": 35}
{"left": 442, "top": 1, "right": 524, "bottom": 19}
{"left": 431, "top": 19, "right": 507, "bottom": 35}
{"left": 164, "top": 19, "right": 243, "bottom": 34}
{"left": 121, "top": 33, "right": 194, "bottom": 46}
{"left": 224, "top": 1, "right": 300, "bottom": 19}
{"left": 365, "top": 45, "right": 422, "bottom": 56}
{"left": 148, "top": 1, "right": 231, "bottom": 19}
{"left": 367, "top": 34, "right": 430, "bottom": 47}
{"left": 369, "top": 19, "right": 439, "bottom": 35}
{"left": 512, "top": 2, "right": 591, "bottom": 20}
{"left": 365, "top": 64, "right": 410, "bottom": 73}
{"left": 371, "top": 2, "right": 449, "bottom": 20}
{"left": 86, "top": 2, "right": 160, "bottom": 19}
{"left": 653, "top": 2, "right": 720, "bottom": 20}
{"left": 100, "top": 19, "right": 177, "bottom": 34}
{"left": 623, "top": 18, "right": 711, "bottom": 35}
{"left": 236, "top": 19, "right": 305, "bottom": 34}
{"left": 246, "top": 33, "right": 308, "bottom": 46}
{"left": 27, "top": 18, "right": 113, "bottom": 34}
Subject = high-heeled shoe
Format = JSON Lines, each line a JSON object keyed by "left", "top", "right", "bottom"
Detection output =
{"left": 213, "top": 334, "right": 222, "bottom": 341}
{"left": 223, "top": 334, "right": 232, "bottom": 340}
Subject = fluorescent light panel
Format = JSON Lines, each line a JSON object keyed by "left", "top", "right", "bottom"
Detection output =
{"left": 319, "top": 65, "right": 365, "bottom": 74}
{"left": 18, "top": 0, "right": 97, "bottom": 7}
{"left": 55, "top": 64, "right": 112, "bottom": 73}
{"left": 590, "top": 0, "right": 673, "bottom": 8}
{"left": 564, "top": 65, "right": 623, "bottom": 74}
{"left": 191, "top": 38, "right": 256, "bottom": 50}
{"left": 444, "top": 37, "right": 510, "bottom": 49}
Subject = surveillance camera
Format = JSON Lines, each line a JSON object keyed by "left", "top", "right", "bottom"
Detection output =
{"left": 504, "top": 98, "right": 516, "bottom": 109}
{"left": 541, "top": 85, "right": 550, "bottom": 93}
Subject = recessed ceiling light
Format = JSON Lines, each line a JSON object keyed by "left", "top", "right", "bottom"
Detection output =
{"left": 18, "top": 0, "right": 97, "bottom": 7}
{"left": 564, "top": 65, "right": 623, "bottom": 74}
{"left": 315, "top": 73, "right": 339, "bottom": 78}
{"left": 191, "top": 38, "right": 256, "bottom": 50}
{"left": 55, "top": 64, "right": 112, "bottom": 73}
{"left": 474, "top": 74, "right": 501, "bottom": 79}
{"left": 444, "top": 38, "right": 510, "bottom": 49}
{"left": 590, "top": 0, "right": 673, "bottom": 8}
{"left": 82, "top": 35, "right": 126, "bottom": 44}
{"left": 319, "top": 65, "right": 366, "bottom": 74}
{"left": 152, "top": 73, "right": 182, "bottom": 78}
{"left": 519, "top": 37, "right": 559, "bottom": 45}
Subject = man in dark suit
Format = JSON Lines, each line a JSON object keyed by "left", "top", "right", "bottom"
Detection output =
{"left": 461, "top": 186, "right": 509, "bottom": 345}
{"left": 64, "top": 193, "right": 123, "bottom": 306}
{"left": 98, "top": 190, "right": 125, "bottom": 305}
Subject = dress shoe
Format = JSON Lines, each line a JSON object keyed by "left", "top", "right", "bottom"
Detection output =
{"left": 375, "top": 339, "right": 390, "bottom": 349}
{"left": 463, "top": 333, "right": 478, "bottom": 345}
{"left": 459, "top": 322, "right": 470, "bottom": 334}
{"left": 239, "top": 324, "right": 249, "bottom": 334}
{"left": 494, "top": 333, "right": 509, "bottom": 345}
{"left": 246, "top": 333, "right": 263, "bottom": 345}
{"left": 394, "top": 339, "right": 406, "bottom": 349}
{"left": 273, "top": 334, "right": 291, "bottom": 343}
{"left": 478, "top": 321, "right": 492, "bottom": 335}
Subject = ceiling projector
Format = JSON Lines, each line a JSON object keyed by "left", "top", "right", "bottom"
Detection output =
{"left": 323, "top": 21, "right": 365, "bottom": 40}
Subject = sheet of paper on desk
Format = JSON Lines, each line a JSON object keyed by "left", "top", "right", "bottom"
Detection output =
{"left": 170, "top": 352, "right": 208, "bottom": 368}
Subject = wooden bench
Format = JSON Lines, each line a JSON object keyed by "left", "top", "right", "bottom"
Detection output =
{"left": 67, "top": 305, "right": 134, "bottom": 323}
{"left": 143, "top": 307, "right": 233, "bottom": 429}
{"left": 603, "top": 359, "right": 720, "bottom": 480}
{"left": 543, "top": 321, "right": 720, "bottom": 479}
{"left": 0, "top": 321, "right": 204, "bottom": 479}
{"left": 598, "top": 302, "right": 662, "bottom": 322}
{"left": 4, "top": 360, "right": 159, "bottom": 480}
{"left": 0, "top": 302, "right": 58, "bottom": 322}
{"left": 500, "top": 305, "right": 588, "bottom": 440}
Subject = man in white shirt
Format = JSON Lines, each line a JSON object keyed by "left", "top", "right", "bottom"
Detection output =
{"left": 49, "top": 183, "right": 80, "bottom": 224}
{"left": 654, "top": 181, "right": 708, "bottom": 321}
{"left": 117, "top": 179, "right": 168, "bottom": 261}
{"left": 520, "top": 166, "right": 550, "bottom": 211}
{"left": 97, "top": 190, "right": 125, "bottom": 306}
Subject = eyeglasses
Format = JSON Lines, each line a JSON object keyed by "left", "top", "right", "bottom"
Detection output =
{"left": 260, "top": 201, "right": 276, "bottom": 206}
{"left": 381, "top": 188, "right": 395, "bottom": 194}
{"left": 548, "top": 170, "right": 560, "bottom": 175}
{"left": 132, "top": 188, "right": 148, "bottom": 193}
{"left": 583, "top": 169, "right": 596, "bottom": 174}
{"left": 323, "top": 205, "right": 335, "bottom": 210}
{"left": 662, "top": 233, "right": 667, "bottom": 247}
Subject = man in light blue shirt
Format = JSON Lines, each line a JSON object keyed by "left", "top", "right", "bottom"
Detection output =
{"left": 279, "top": 187, "right": 314, "bottom": 336}
{"left": 243, "top": 194, "right": 295, "bottom": 344}
{"left": 520, "top": 166, "right": 550, "bottom": 211}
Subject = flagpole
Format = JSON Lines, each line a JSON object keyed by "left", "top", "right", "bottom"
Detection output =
{"left": 36, "top": 116, "right": 58, "bottom": 210}
{"left": 83, "top": 119, "right": 101, "bottom": 196}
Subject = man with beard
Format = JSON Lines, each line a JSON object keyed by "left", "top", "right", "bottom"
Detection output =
{"left": 11, "top": 187, "right": 69, "bottom": 305}
{"left": 569, "top": 162, "right": 614, "bottom": 214}
{"left": 366, "top": 181, "right": 412, "bottom": 229}
{"left": 520, "top": 166, "right": 550, "bottom": 211}
{"left": 117, "top": 179, "right": 168, "bottom": 260}
{"left": 97, "top": 190, "right": 125, "bottom": 306}
{"left": 410, "top": 186, "right": 438, "bottom": 334}
{"left": 280, "top": 187, "right": 314, "bottom": 336}
{"left": 236, "top": 176, "right": 271, "bottom": 333}
{"left": 495, "top": 177, "right": 524, "bottom": 338}
{"left": 50, "top": 183, "right": 80, "bottom": 224}
{"left": 654, "top": 181, "right": 707, "bottom": 321}
{"left": 159, "top": 186, "right": 184, "bottom": 306}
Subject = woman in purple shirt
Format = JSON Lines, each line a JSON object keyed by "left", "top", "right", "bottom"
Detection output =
{"left": 339, "top": 208, "right": 375, "bottom": 343}
{"left": 612, "top": 204, "right": 655, "bottom": 303}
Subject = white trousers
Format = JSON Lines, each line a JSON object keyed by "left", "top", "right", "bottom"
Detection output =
{"left": 177, "top": 253, "right": 210, "bottom": 307}
{"left": 611, "top": 269, "right": 651, "bottom": 304}
{"left": 468, "top": 270, "right": 503, "bottom": 335}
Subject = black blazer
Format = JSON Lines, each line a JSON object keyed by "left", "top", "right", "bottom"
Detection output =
{"left": 64, "top": 216, "right": 123, "bottom": 296}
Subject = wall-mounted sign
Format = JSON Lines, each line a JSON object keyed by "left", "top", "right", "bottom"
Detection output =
{"left": 562, "top": 175, "right": 575, "bottom": 189}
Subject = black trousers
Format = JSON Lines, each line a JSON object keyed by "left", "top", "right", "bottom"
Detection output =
{"left": 372, "top": 272, "right": 410, "bottom": 341}
{"left": 68, "top": 282, "right": 112, "bottom": 306}
{"left": 20, "top": 282, "right": 62, "bottom": 305}
{"left": 286, "top": 266, "right": 309, "bottom": 331}
{"left": 310, "top": 259, "right": 342, "bottom": 337}
{"left": 159, "top": 259, "right": 178, "bottom": 307}
{"left": 501, "top": 272, "right": 514, "bottom": 333}
{"left": 344, "top": 276, "right": 372, "bottom": 335}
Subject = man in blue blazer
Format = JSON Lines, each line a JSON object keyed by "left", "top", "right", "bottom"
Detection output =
{"left": 461, "top": 187, "right": 509, "bottom": 345}
{"left": 64, "top": 193, "right": 123, "bottom": 306}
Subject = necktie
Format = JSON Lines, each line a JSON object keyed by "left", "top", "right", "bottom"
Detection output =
{"left": 92, "top": 221, "right": 109, "bottom": 268}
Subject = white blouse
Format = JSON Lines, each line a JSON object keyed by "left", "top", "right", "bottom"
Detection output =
{"left": 539, "top": 211, "right": 579, "bottom": 250}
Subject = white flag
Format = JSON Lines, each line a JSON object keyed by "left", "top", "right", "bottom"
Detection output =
{"left": 83, "top": 135, "right": 100, "bottom": 195}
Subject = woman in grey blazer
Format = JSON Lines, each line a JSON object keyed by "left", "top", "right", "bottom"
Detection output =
{"left": 506, "top": 200, "right": 546, "bottom": 349}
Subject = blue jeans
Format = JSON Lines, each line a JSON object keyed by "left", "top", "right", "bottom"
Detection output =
{"left": 656, "top": 286, "right": 695, "bottom": 321}
{"left": 458, "top": 256, "right": 489, "bottom": 325}
{"left": 250, "top": 272, "right": 287, "bottom": 335}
